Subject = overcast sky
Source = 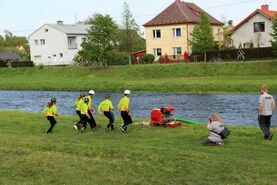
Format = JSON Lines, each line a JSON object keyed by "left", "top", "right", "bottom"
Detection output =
{"left": 0, "top": 0, "right": 276, "bottom": 37}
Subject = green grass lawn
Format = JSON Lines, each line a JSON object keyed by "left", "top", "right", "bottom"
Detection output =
{"left": 1, "top": 112, "right": 276, "bottom": 185}
{"left": 0, "top": 60, "right": 277, "bottom": 93}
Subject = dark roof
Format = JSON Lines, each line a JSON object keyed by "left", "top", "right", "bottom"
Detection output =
{"left": 143, "top": 0, "right": 223, "bottom": 27}
{"left": 0, "top": 52, "right": 20, "bottom": 61}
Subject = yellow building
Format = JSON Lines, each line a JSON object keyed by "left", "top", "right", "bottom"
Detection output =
{"left": 143, "top": 0, "right": 223, "bottom": 60}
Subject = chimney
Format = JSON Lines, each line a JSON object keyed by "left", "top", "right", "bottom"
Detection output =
{"left": 57, "top": 20, "right": 64, "bottom": 25}
{"left": 261, "top": 4, "right": 269, "bottom": 10}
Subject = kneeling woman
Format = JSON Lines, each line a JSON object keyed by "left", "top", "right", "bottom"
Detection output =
{"left": 203, "top": 113, "right": 225, "bottom": 146}
{"left": 43, "top": 98, "right": 59, "bottom": 134}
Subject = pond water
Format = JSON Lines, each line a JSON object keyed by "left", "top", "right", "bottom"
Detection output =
{"left": 0, "top": 90, "right": 276, "bottom": 127}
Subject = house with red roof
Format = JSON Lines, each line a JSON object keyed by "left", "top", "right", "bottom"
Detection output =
{"left": 143, "top": 0, "right": 223, "bottom": 60}
{"left": 231, "top": 4, "right": 277, "bottom": 48}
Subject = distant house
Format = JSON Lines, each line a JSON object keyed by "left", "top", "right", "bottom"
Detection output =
{"left": 231, "top": 5, "right": 277, "bottom": 48}
{"left": 143, "top": 0, "right": 223, "bottom": 60}
{"left": 0, "top": 52, "right": 20, "bottom": 61}
{"left": 29, "top": 21, "right": 90, "bottom": 66}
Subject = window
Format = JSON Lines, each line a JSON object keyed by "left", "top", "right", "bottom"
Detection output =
{"left": 68, "top": 37, "right": 77, "bottom": 49}
{"left": 82, "top": 38, "right": 86, "bottom": 43}
{"left": 154, "top": 48, "right": 162, "bottom": 56}
{"left": 173, "top": 28, "right": 181, "bottom": 37}
{"left": 45, "top": 29, "right": 48, "bottom": 32}
{"left": 254, "top": 22, "right": 265, "bottom": 32}
{"left": 173, "top": 47, "right": 182, "bottom": 55}
{"left": 153, "top": 29, "right": 161, "bottom": 38}
{"left": 40, "top": 39, "right": 45, "bottom": 45}
{"left": 59, "top": 53, "right": 63, "bottom": 58}
{"left": 53, "top": 54, "right": 56, "bottom": 57}
{"left": 34, "top": 40, "right": 38, "bottom": 45}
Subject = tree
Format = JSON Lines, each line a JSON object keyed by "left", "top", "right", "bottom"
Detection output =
{"left": 120, "top": 2, "right": 145, "bottom": 64}
{"left": 270, "top": 13, "right": 277, "bottom": 57}
{"left": 190, "top": 12, "right": 215, "bottom": 62}
{"left": 80, "top": 13, "right": 118, "bottom": 66}
{"left": 0, "top": 30, "right": 30, "bottom": 60}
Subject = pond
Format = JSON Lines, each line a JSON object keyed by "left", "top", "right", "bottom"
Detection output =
{"left": 0, "top": 90, "right": 276, "bottom": 127}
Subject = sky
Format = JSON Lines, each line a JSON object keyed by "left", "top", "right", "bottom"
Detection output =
{"left": 0, "top": 0, "right": 276, "bottom": 37}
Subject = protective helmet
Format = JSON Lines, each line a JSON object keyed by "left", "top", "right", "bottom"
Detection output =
{"left": 88, "top": 90, "right": 95, "bottom": 95}
{"left": 50, "top": 98, "right": 56, "bottom": 103}
{"left": 84, "top": 97, "right": 89, "bottom": 103}
{"left": 80, "top": 93, "right": 86, "bottom": 97}
{"left": 124, "top": 90, "right": 131, "bottom": 95}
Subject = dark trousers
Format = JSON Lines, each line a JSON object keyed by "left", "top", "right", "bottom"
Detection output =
{"left": 121, "top": 111, "right": 133, "bottom": 130}
{"left": 202, "top": 138, "right": 217, "bottom": 146}
{"left": 76, "top": 110, "right": 82, "bottom": 119}
{"left": 259, "top": 115, "right": 272, "bottom": 139}
{"left": 104, "top": 111, "right": 114, "bottom": 129}
{"left": 79, "top": 114, "right": 90, "bottom": 129}
{"left": 46, "top": 116, "right": 56, "bottom": 133}
{"left": 88, "top": 111, "right": 97, "bottom": 129}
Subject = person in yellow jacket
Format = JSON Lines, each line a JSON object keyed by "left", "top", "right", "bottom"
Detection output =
{"left": 77, "top": 97, "right": 91, "bottom": 132}
{"left": 74, "top": 93, "right": 85, "bottom": 119}
{"left": 43, "top": 98, "right": 59, "bottom": 134}
{"left": 84, "top": 90, "right": 97, "bottom": 130}
{"left": 98, "top": 94, "right": 115, "bottom": 132}
{"left": 118, "top": 90, "right": 133, "bottom": 133}
{"left": 73, "top": 93, "right": 85, "bottom": 130}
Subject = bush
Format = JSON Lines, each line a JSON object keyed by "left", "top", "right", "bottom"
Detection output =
{"left": 107, "top": 52, "right": 129, "bottom": 66}
{"left": 142, "top": 54, "right": 155, "bottom": 63}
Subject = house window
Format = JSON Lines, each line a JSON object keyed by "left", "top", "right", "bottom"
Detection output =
{"left": 82, "top": 38, "right": 86, "bottom": 43}
{"left": 34, "top": 40, "right": 38, "bottom": 45}
{"left": 68, "top": 37, "right": 77, "bottom": 49}
{"left": 173, "top": 28, "right": 181, "bottom": 37}
{"left": 254, "top": 22, "right": 265, "bottom": 32}
{"left": 153, "top": 29, "right": 161, "bottom": 38}
{"left": 40, "top": 39, "right": 45, "bottom": 45}
{"left": 154, "top": 48, "right": 162, "bottom": 56}
{"left": 45, "top": 29, "right": 48, "bottom": 32}
{"left": 173, "top": 47, "right": 182, "bottom": 55}
{"left": 60, "top": 53, "right": 63, "bottom": 58}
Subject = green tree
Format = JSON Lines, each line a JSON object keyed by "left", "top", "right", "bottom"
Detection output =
{"left": 80, "top": 13, "right": 118, "bottom": 66}
{"left": 0, "top": 30, "right": 30, "bottom": 60}
{"left": 270, "top": 14, "right": 277, "bottom": 57}
{"left": 190, "top": 12, "right": 215, "bottom": 62}
{"left": 120, "top": 1, "right": 145, "bottom": 64}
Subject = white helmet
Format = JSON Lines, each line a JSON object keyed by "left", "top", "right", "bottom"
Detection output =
{"left": 124, "top": 90, "right": 131, "bottom": 95}
{"left": 88, "top": 90, "right": 95, "bottom": 95}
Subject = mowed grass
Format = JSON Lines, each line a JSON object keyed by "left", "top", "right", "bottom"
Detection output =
{"left": 0, "top": 111, "right": 276, "bottom": 185}
{"left": 0, "top": 60, "right": 277, "bottom": 93}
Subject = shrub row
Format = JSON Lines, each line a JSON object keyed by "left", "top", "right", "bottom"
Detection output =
{"left": 0, "top": 61, "right": 34, "bottom": 68}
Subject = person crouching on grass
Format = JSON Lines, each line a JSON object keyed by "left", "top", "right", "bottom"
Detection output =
{"left": 118, "top": 90, "right": 133, "bottom": 133}
{"left": 202, "top": 113, "right": 225, "bottom": 146}
{"left": 43, "top": 98, "right": 59, "bottom": 134}
{"left": 98, "top": 94, "right": 115, "bottom": 132}
{"left": 73, "top": 93, "right": 85, "bottom": 130}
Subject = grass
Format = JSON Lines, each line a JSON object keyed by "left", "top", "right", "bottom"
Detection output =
{"left": 1, "top": 111, "right": 276, "bottom": 185}
{"left": 0, "top": 60, "right": 277, "bottom": 93}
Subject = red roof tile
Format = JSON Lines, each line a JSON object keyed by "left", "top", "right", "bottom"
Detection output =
{"left": 143, "top": 0, "right": 223, "bottom": 27}
{"left": 232, "top": 6, "right": 277, "bottom": 32}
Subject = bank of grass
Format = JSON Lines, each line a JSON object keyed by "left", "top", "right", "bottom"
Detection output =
{"left": 0, "top": 111, "right": 276, "bottom": 185}
{"left": 0, "top": 60, "right": 277, "bottom": 93}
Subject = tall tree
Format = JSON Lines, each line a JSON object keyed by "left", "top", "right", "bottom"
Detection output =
{"left": 190, "top": 12, "right": 215, "bottom": 62}
{"left": 270, "top": 14, "right": 277, "bottom": 57}
{"left": 121, "top": 2, "right": 144, "bottom": 64}
{"left": 80, "top": 13, "right": 118, "bottom": 66}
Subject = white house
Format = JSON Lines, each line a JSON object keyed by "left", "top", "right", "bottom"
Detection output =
{"left": 231, "top": 5, "right": 277, "bottom": 48}
{"left": 29, "top": 21, "right": 90, "bottom": 65}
